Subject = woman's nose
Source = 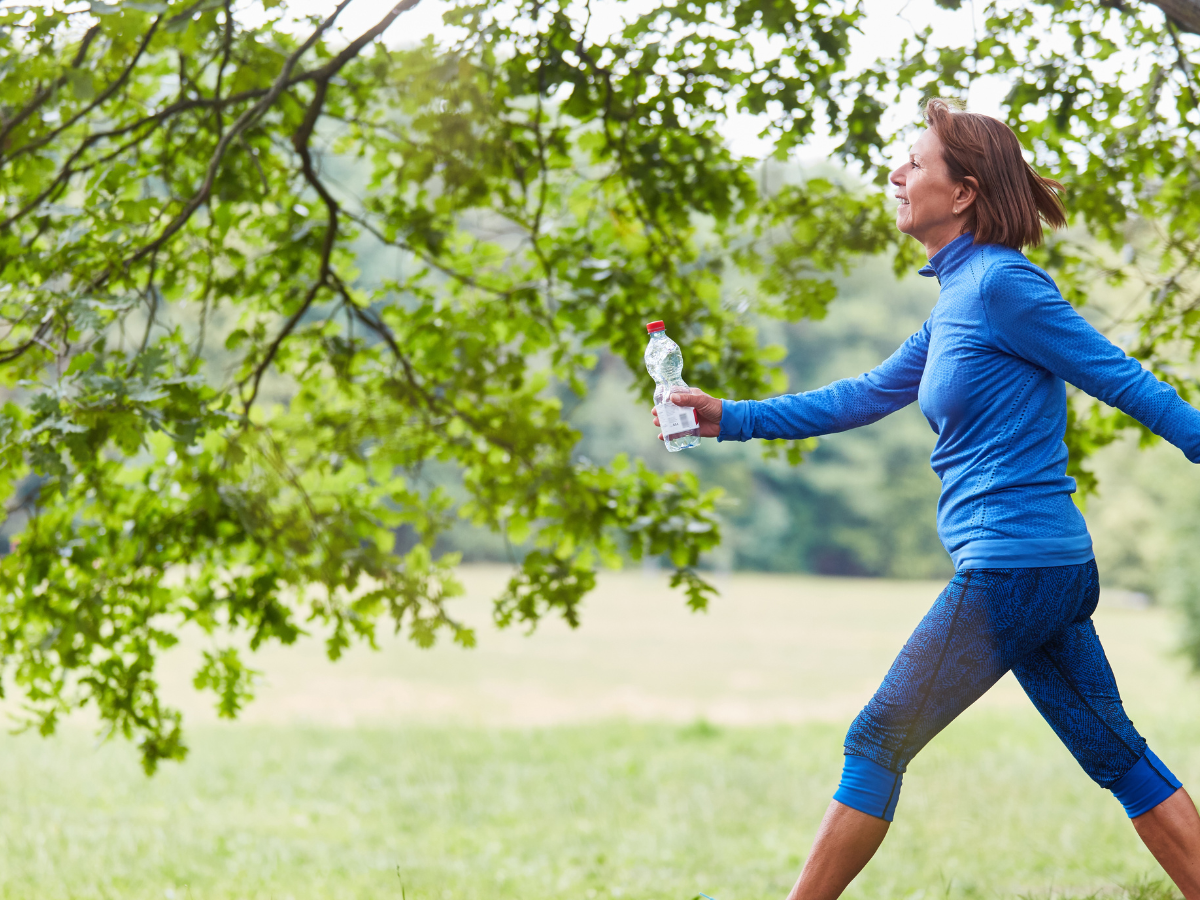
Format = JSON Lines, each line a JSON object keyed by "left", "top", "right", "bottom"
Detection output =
{"left": 889, "top": 166, "right": 905, "bottom": 187}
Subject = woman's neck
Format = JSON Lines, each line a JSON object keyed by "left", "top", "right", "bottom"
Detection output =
{"left": 921, "top": 224, "right": 972, "bottom": 259}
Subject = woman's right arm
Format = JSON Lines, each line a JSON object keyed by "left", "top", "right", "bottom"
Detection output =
{"left": 715, "top": 321, "right": 931, "bottom": 443}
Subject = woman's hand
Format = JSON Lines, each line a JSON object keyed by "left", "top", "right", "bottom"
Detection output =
{"left": 651, "top": 388, "right": 723, "bottom": 439}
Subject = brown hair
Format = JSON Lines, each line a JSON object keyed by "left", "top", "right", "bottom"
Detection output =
{"left": 923, "top": 98, "right": 1067, "bottom": 249}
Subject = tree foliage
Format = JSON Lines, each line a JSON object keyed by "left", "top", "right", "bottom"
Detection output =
{"left": 0, "top": 0, "right": 1196, "bottom": 769}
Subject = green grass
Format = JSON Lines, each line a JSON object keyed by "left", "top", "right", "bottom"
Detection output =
{"left": 0, "top": 713, "right": 1194, "bottom": 900}
{"left": 2, "top": 568, "right": 1197, "bottom": 899}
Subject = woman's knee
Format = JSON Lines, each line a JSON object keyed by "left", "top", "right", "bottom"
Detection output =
{"left": 843, "top": 704, "right": 911, "bottom": 771}
{"left": 833, "top": 754, "right": 905, "bottom": 822}
{"left": 1110, "top": 749, "right": 1183, "bottom": 819}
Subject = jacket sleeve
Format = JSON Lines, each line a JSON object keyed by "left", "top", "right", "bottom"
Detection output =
{"left": 718, "top": 321, "right": 930, "bottom": 442}
{"left": 982, "top": 260, "right": 1200, "bottom": 463}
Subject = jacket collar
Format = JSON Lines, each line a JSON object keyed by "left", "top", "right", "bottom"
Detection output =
{"left": 918, "top": 232, "right": 976, "bottom": 282}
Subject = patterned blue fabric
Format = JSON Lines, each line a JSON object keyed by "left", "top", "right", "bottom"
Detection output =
{"left": 837, "top": 560, "right": 1179, "bottom": 820}
{"left": 717, "top": 234, "right": 1200, "bottom": 569}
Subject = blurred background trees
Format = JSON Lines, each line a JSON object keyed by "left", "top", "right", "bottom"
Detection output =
{"left": 0, "top": 0, "right": 1198, "bottom": 768}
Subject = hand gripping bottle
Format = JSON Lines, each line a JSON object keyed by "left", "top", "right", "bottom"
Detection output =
{"left": 645, "top": 320, "right": 702, "bottom": 452}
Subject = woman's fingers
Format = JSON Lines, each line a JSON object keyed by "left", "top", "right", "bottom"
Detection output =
{"left": 666, "top": 388, "right": 723, "bottom": 424}
{"left": 652, "top": 391, "right": 723, "bottom": 439}
{"left": 651, "top": 407, "right": 666, "bottom": 439}
{"left": 648, "top": 389, "right": 723, "bottom": 438}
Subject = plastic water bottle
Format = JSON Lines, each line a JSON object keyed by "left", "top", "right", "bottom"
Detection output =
{"left": 645, "top": 320, "right": 701, "bottom": 452}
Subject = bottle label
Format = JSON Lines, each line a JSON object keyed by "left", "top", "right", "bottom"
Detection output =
{"left": 660, "top": 401, "right": 699, "bottom": 440}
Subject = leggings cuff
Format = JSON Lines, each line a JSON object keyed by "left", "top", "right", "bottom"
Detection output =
{"left": 1109, "top": 748, "right": 1182, "bottom": 818}
{"left": 833, "top": 754, "right": 903, "bottom": 822}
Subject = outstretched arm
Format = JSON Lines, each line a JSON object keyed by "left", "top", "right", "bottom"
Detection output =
{"left": 984, "top": 263, "right": 1200, "bottom": 462}
{"left": 709, "top": 322, "right": 931, "bottom": 443}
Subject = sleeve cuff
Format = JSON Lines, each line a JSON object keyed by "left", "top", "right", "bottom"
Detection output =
{"left": 718, "top": 398, "right": 753, "bottom": 442}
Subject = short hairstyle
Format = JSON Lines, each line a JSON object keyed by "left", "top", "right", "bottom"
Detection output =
{"left": 923, "top": 98, "right": 1067, "bottom": 249}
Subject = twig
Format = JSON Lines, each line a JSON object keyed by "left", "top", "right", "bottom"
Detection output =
{"left": 1167, "top": 21, "right": 1200, "bottom": 110}
{"left": 99, "top": 0, "right": 360, "bottom": 288}
{"left": 4, "top": 16, "right": 165, "bottom": 164}
{"left": 238, "top": 0, "right": 425, "bottom": 418}
{"left": 0, "top": 24, "right": 102, "bottom": 153}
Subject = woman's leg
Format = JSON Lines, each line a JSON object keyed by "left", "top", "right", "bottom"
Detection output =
{"left": 1132, "top": 789, "right": 1200, "bottom": 899}
{"left": 1011, "top": 563, "right": 1200, "bottom": 896}
{"left": 781, "top": 568, "right": 1076, "bottom": 898}
{"left": 783, "top": 801, "right": 889, "bottom": 900}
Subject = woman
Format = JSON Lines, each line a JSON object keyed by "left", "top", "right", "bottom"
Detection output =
{"left": 656, "top": 100, "right": 1200, "bottom": 899}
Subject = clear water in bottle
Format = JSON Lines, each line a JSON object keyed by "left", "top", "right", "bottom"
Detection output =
{"left": 644, "top": 320, "right": 702, "bottom": 452}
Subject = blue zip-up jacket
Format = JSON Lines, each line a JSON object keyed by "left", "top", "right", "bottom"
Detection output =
{"left": 719, "top": 233, "right": 1200, "bottom": 570}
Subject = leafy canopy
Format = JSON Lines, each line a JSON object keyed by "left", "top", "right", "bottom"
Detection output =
{"left": 0, "top": 0, "right": 1195, "bottom": 769}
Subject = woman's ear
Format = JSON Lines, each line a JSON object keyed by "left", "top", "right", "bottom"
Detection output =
{"left": 955, "top": 176, "right": 980, "bottom": 215}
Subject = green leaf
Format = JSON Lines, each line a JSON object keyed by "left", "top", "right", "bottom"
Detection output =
{"left": 67, "top": 70, "right": 95, "bottom": 101}
{"left": 65, "top": 351, "right": 95, "bottom": 375}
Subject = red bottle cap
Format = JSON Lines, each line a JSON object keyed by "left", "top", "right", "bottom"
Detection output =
{"left": 646, "top": 320, "right": 665, "bottom": 333}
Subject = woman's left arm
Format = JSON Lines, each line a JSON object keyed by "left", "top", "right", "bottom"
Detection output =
{"left": 983, "top": 261, "right": 1200, "bottom": 463}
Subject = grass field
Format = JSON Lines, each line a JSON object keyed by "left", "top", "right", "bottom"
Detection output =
{"left": 3, "top": 567, "right": 1199, "bottom": 900}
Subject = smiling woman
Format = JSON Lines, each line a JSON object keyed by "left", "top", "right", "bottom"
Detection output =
{"left": 892, "top": 99, "right": 1067, "bottom": 258}
{"left": 659, "top": 99, "right": 1200, "bottom": 900}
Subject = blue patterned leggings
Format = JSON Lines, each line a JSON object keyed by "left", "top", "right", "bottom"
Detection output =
{"left": 834, "top": 561, "right": 1181, "bottom": 821}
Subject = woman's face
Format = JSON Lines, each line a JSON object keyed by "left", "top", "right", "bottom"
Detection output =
{"left": 890, "top": 127, "right": 971, "bottom": 257}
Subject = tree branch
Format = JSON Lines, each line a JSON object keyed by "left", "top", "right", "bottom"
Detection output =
{"left": 0, "top": 24, "right": 101, "bottom": 153}
{"left": 104, "top": 0, "right": 422, "bottom": 291}
{"left": 214, "top": 0, "right": 235, "bottom": 143}
{"left": 98, "top": 0, "right": 357, "bottom": 288}
{"left": 238, "top": 0, "right": 424, "bottom": 418}
{"left": 2, "top": 16, "right": 164, "bottom": 165}
{"left": 0, "top": 69, "right": 339, "bottom": 234}
{"left": 333, "top": 275, "right": 531, "bottom": 464}
{"left": 344, "top": 210, "right": 522, "bottom": 299}
{"left": 1145, "top": 0, "right": 1200, "bottom": 35}
{"left": 1167, "top": 20, "right": 1200, "bottom": 106}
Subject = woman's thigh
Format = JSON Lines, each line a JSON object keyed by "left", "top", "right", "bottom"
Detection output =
{"left": 845, "top": 563, "right": 1097, "bottom": 773}
{"left": 1011, "top": 613, "right": 1145, "bottom": 786}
